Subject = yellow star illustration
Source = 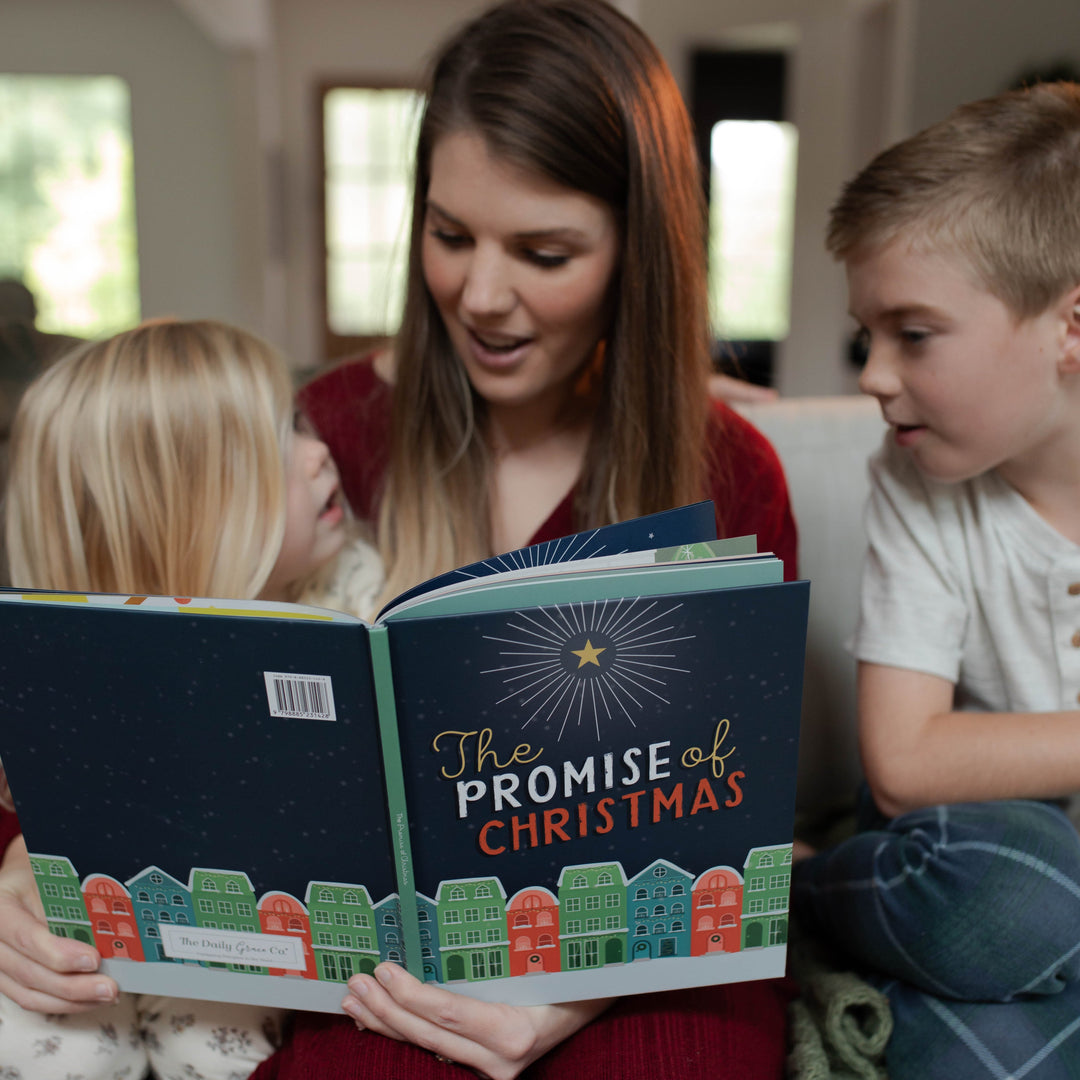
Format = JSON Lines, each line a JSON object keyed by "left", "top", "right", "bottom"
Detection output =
{"left": 571, "top": 639, "right": 606, "bottom": 668}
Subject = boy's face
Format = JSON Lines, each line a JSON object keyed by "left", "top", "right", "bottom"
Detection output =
{"left": 849, "top": 239, "right": 1074, "bottom": 486}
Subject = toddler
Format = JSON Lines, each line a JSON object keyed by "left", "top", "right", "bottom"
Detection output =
{"left": 0, "top": 318, "right": 382, "bottom": 1079}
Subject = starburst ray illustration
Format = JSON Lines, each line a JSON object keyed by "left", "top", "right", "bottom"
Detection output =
{"left": 483, "top": 598, "right": 693, "bottom": 739}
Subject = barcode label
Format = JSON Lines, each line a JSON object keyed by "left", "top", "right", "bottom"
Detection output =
{"left": 263, "top": 671, "right": 336, "bottom": 721}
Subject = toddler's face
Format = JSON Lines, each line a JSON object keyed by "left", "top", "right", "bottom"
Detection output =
{"left": 263, "top": 420, "right": 346, "bottom": 600}
{"left": 848, "top": 239, "right": 1070, "bottom": 486}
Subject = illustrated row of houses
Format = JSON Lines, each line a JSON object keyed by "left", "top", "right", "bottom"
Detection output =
{"left": 30, "top": 844, "right": 791, "bottom": 986}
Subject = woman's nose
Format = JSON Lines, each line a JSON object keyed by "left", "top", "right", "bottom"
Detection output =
{"left": 460, "top": 245, "right": 515, "bottom": 318}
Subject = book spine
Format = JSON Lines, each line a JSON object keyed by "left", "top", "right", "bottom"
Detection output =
{"left": 368, "top": 626, "right": 424, "bottom": 978}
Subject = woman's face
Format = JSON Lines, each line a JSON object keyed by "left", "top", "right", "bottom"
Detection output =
{"left": 421, "top": 131, "right": 620, "bottom": 415}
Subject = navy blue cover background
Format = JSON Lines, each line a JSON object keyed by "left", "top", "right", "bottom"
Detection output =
{"left": 0, "top": 606, "right": 397, "bottom": 903}
{"left": 387, "top": 581, "right": 808, "bottom": 900}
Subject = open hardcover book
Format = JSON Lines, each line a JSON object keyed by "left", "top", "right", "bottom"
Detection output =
{"left": 0, "top": 502, "right": 808, "bottom": 1012}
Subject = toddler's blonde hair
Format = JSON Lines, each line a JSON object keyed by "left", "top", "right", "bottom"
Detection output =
{"left": 6, "top": 319, "right": 293, "bottom": 598}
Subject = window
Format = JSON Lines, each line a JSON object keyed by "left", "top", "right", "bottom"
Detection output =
{"left": 335, "top": 912, "right": 349, "bottom": 926}
{"left": 484, "top": 906, "right": 500, "bottom": 921}
{"left": 470, "top": 952, "right": 487, "bottom": 980}
{"left": 596, "top": 873, "right": 612, "bottom": 886}
{"left": 343, "top": 890, "right": 359, "bottom": 904}
{"left": 318, "top": 932, "right": 333, "bottom": 946}
{"left": 758, "top": 854, "right": 774, "bottom": 868}
{"left": 487, "top": 951, "right": 504, "bottom": 978}
{"left": 466, "top": 930, "right": 481, "bottom": 945}
{"left": 748, "top": 899, "right": 764, "bottom": 914}
{"left": 444, "top": 911, "right": 461, "bottom": 924}
{"left": 446, "top": 932, "right": 462, "bottom": 946}
{"left": 321, "top": 84, "right": 422, "bottom": 359}
{"left": 769, "top": 919, "right": 787, "bottom": 946}
{"left": 749, "top": 879, "right": 766, "bottom": 892}
{"left": 226, "top": 881, "right": 242, "bottom": 894}
{"left": 465, "top": 909, "right": 480, "bottom": 923}
{"left": 584, "top": 940, "right": 599, "bottom": 967}
{"left": 605, "top": 894, "right": 620, "bottom": 908}
{"left": 43, "top": 883, "right": 59, "bottom": 897}
{"left": 172, "top": 894, "right": 185, "bottom": 906}
{"left": 605, "top": 916, "right": 620, "bottom": 929}
{"left": 48, "top": 904, "right": 63, "bottom": 917}
{"left": 769, "top": 874, "right": 791, "bottom": 890}
{"left": 324, "top": 954, "right": 339, "bottom": 980}
{"left": 571, "top": 876, "right": 587, "bottom": 889}
{"left": 217, "top": 902, "right": 233, "bottom": 916}
{"left": 768, "top": 897, "right": 786, "bottom": 911}
{"left": 237, "top": 903, "right": 253, "bottom": 917}
{"left": 203, "top": 880, "right": 218, "bottom": 892}
{"left": 565, "top": 898, "right": 581, "bottom": 913}
{"left": 585, "top": 918, "right": 600, "bottom": 933}
{"left": 671, "top": 884, "right": 685, "bottom": 896}
{"left": 448, "top": 887, "right": 466, "bottom": 901}
{"left": 49, "top": 863, "right": 65, "bottom": 876}
{"left": 653, "top": 866, "right": 667, "bottom": 878}
{"left": 635, "top": 907, "right": 647, "bottom": 920}
{"left": 198, "top": 900, "right": 214, "bottom": 914}
{"left": 337, "top": 934, "right": 351, "bottom": 948}
{"left": 585, "top": 895, "right": 600, "bottom": 910}
{"left": 485, "top": 929, "right": 500, "bottom": 943}
{"left": 566, "top": 921, "right": 581, "bottom": 934}
{"left": 62, "top": 885, "right": 78, "bottom": 899}
{"left": 474, "top": 885, "right": 492, "bottom": 899}
{"left": 353, "top": 913, "right": 370, "bottom": 927}
{"left": 319, "top": 889, "right": 335, "bottom": 902}
{"left": 653, "top": 886, "right": 666, "bottom": 898}
{"left": 314, "top": 910, "right": 330, "bottom": 924}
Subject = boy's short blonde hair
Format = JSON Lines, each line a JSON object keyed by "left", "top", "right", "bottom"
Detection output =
{"left": 828, "top": 81, "right": 1080, "bottom": 317}
{"left": 5, "top": 319, "right": 293, "bottom": 598}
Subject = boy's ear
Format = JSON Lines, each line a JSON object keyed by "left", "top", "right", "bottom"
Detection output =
{"left": 1057, "top": 282, "right": 1080, "bottom": 374}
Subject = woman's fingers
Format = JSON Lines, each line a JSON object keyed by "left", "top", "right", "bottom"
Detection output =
{"left": 0, "top": 836, "right": 119, "bottom": 1012}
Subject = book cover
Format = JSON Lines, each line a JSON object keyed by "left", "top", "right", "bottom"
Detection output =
{"left": 0, "top": 506, "right": 808, "bottom": 1012}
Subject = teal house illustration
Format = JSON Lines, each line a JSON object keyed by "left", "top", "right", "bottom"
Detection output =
{"left": 416, "top": 892, "right": 442, "bottom": 983}
{"left": 437, "top": 877, "right": 509, "bottom": 983}
{"left": 374, "top": 894, "right": 403, "bottom": 965}
{"left": 741, "top": 844, "right": 792, "bottom": 949}
{"left": 190, "top": 869, "right": 265, "bottom": 974}
{"left": 307, "top": 881, "right": 381, "bottom": 982}
{"left": 627, "top": 858, "right": 692, "bottom": 960}
{"left": 30, "top": 854, "right": 93, "bottom": 946}
{"left": 557, "top": 862, "right": 627, "bottom": 971}
{"left": 127, "top": 865, "right": 198, "bottom": 964}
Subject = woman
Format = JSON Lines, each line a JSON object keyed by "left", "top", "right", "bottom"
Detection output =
{"left": 0, "top": 1, "right": 797, "bottom": 1076}
{"left": 277, "top": 1, "right": 797, "bottom": 1076}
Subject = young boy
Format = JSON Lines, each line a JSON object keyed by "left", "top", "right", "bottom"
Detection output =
{"left": 793, "top": 82, "right": 1080, "bottom": 1077}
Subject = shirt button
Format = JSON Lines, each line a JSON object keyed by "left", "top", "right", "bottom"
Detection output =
{"left": 1070, "top": 584, "right": 1080, "bottom": 595}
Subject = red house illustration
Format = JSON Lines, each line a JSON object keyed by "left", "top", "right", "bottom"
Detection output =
{"left": 258, "top": 890, "right": 318, "bottom": 979}
{"left": 690, "top": 867, "right": 743, "bottom": 956}
{"left": 506, "top": 887, "right": 560, "bottom": 976}
{"left": 82, "top": 874, "right": 145, "bottom": 962}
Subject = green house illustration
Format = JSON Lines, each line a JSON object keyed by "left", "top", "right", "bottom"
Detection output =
{"left": 437, "top": 877, "right": 509, "bottom": 983}
{"left": 189, "top": 868, "right": 266, "bottom": 974}
{"left": 557, "top": 862, "right": 627, "bottom": 971}
{"left": 29, "top": 853, "right": 94, "bottom": 946}
{"left": 306, "top": 881, "right": 380, "bottom": 982}
{"left": 740, "top": 844, "right": 792, "bottom": 949}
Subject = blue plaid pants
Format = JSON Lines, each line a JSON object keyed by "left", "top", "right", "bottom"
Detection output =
{"left": 793, "top": 799, "right": 1080, "bottom": 1078}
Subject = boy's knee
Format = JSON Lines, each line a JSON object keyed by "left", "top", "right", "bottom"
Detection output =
{"left": 878, "top": 801, "right": 1080, "bottom": 999}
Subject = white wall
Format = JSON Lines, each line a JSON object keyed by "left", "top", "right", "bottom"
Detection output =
{"left": 0, "top": 0, "right": 251, "bottom": 329}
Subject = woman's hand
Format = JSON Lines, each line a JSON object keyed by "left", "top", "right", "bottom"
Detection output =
{"left": 0, "top": 833, "right": 119, "bottom": 1012}
{"left": 343, "top": 962, "right": 611, "bottom": 1080}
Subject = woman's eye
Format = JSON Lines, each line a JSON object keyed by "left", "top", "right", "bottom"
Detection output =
{"left": 431, "top": 228, "right": 470, "bottom": 249}
{"left": 523, "top": 250, "right": 569, "bottom": 269}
